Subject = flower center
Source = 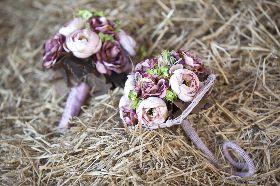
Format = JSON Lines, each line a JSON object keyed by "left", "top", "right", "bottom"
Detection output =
{"left": 147, "top": 108, "right": 154, "bottom": 116}
{"left": 184, "top": 80, "right": 190, "bottom": 86}
{"left": 78, "top": 35, "right": 88, "bottom": 41}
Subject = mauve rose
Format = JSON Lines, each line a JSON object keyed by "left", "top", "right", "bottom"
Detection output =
{"left": 170, "top": 69, "right": 200, "bottom": 102}
{"left": 118, "top": 30, "right": 136, "bottom": 56}
{"left": 90, "top": 16, "right": 115, "bottom": 34}
{"left": 59, "top": 18, "right": 85, "bottom": 37}
{"left": 119, "top": 96, "right": 138, "bottom": 126}
{"left": 182, "top": 52, "right": 202, "bottom": 68}
{"left": 123, "top": 74, "right": 136, "bottom": 97}
{"left": 43, "top": 33, "right": 65, "bottom": 68}
{"left": 65, "top": 29, "right": 102, "bottom": 58}
{"left": 95, "top": 41, "right": 131, "bottom": 75}
{"left": 136, "top": 77, "right": 168, "bottom": 99}
{"left": 173, "top": 50, "right": 204, "bottom": 73}
{"left": 136, "top": 97, "right": 168, "bottom": 126}
{"left": 135, "top": 59, "right": 157, "bottom": 74}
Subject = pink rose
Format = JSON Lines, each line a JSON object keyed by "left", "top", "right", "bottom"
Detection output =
{"left": 65, "top": 29, "right": 102, "bottom": 58}
{"left": 119, "top": 96, "right": 138, "bottom": 126}
{"left": 135, "top": 77, "right": 168, "bottom": 99}
{"left": 136, "top": 97, "right": 168, "bottom": 126}
{"left": 118, "top": 30, "right": 137, "bottom": 56}
{"left": 43, "top": 33, "right": 65, "bottom": 68}
{"left": 95, "top": 41, "right": 131, "bottom": 75}
{"left": 170, "top": 69, "right": 200, "bottom": 102}
{"left": 59, "top": 18, "right": 85, "bottom": 37}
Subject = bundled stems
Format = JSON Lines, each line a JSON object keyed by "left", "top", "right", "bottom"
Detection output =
{"left": 181, "top": 119, "right": 255, "bottom": 178}
{"left": 58, "top": 82, "right": 90, "bottom": 133}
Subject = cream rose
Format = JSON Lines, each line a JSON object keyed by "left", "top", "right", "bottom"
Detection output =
{"left": 59, "top": 18, "right": 85, "bottom": 37}
{"left": 136, "top": 97, "right": 168, "bottom": 126}
{"left": 118, "top": 30, "right": 137, "bottom": 56}
{"left": 123, "top": 74, "right": 136, "bottom": 97}
{"left": 170, "top": 69, "right": 200, "bottom": 102}
{"left": 65, "top": 29, "right": 102, "bottom": 58}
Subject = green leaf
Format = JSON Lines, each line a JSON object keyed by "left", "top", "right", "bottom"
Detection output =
{"left": 160, "top": 50, "right": 176, "bottom": 66}
{"left": 147, "top": 68, "right": 161, "bottom": 76}
{"left": 77, "top": 9, "right": 93, "bottom": 20}
{"left": 93, "top": 11, "right": 106, "bottom": 17}
{"left": 128, "top": 90, "right": 137, "bottom": 100}
{"left": 159, "top": 66, "right": 169, "bottom": 77}
{"left": 114, "top": 19, "right": 121, "bottom": 31}
{"left": 98, "top": 32, "right": 114, "bottom": 42}
{"left": 139, "top": 46, "right": 148, "bottom": 59}
{"left": 165, "top": 89, "right": 177, "bottom": 102}
{"left": 131, "top": 99, "right": 140, "bottom": 109}
{"left": 128, "top": 90, "right": 139, "bottom": 109}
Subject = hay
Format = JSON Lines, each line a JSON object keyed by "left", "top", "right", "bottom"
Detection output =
{"left": 1, "top": 0, "right": 280, "bottom": 185}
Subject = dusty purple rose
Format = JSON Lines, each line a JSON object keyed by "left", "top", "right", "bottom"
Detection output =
{"left": 43, "top": 33, "right": 65, "bottom": 68}
{"left": 135, "top": 76, "right": 168, "bottom": 99}
{"left": 90, "top": 16, "right": 115, "bottom": 34}
{"left": 135, "top": 58, "right": 157, "bottom": 74}
{"left": 119, "top": 96, "right": 138, "bottom": 126}
{"left": 95, "top": 41, "right": 131, "bottom": 75}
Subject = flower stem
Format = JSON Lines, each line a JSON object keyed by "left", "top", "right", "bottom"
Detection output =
{"left": 58, "top": 82, "right": 90, "bottom": 133}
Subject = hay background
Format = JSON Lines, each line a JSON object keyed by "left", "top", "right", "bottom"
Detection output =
{"left": 0, "top": 0, "right": 280, "bottom": 185}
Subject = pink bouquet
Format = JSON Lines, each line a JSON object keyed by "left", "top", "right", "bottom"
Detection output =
{"left": 119, "top": 50, "right": 211, "bottom": 128}
{"left": 119, "top": 50, "right": 255, "bottom": 178}
{"left": 43, "top": 10, "right": 136, "bottom": 132}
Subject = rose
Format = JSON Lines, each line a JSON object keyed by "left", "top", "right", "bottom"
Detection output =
{"left": 135, "top": 76, "right": 168, "bottom": 99}
{"left": 59, "top": 18, "right": 85, "bottom": 37}
{"left": 172, "top": 50, "right": 204, "bottom": 73}
{"left": 135, "top": 58, "right": 157, "bottom": 74}
{"left": 182, "top": 51, "right": 203, "bottom": 69}
{"left": 65, "top": 29, "right": 102, "bottom": 58}
{"left": 169, "top": 64, "right": 183, "bottom": 74}
{"left": 43, "top": 33, "right": 65, "bottom": 68}
{"left": 119, "top": 96, "right": 138, "bottom": 126}
{"left": 118, "top": 30, "right": 137, "bottom": 56}
{"left": 90, "top": 16, "right": 115, "bottom": 34}
{"left": 123, "top": 74, "right": 136, "bottom": 97}
{"left": 95, "top": 41, "right": 131, "bottom": 75}
{"left": 170, "top": 69, "right": 200, "bottom": 102}
{"left": 136, "top": 97, "right": 168, "bottom": 126}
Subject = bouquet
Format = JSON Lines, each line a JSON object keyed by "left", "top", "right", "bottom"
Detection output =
{"left": 43, "top": 10, "right": 136, "bottom": 132}
{"left": 119, "top": 50, "right": 213, "bottom": 128}
{"left": 119, "top": 50, "right": 255, "bottom": 178}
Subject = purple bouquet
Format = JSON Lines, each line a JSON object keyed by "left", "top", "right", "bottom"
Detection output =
{"left": 43, "top": 10, "right": 136, "bottom": 132}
